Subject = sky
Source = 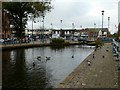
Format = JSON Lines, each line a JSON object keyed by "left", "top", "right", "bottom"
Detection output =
{"left": 27, "top": 0, "right": 120, "bottom": 34}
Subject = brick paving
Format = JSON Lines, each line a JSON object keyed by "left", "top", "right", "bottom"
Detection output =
{"left": 57, "top": 43, "right": 118, "bottom": 88}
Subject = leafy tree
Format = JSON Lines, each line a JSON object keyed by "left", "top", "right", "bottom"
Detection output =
{"left": 2, "top": 1, "right": 52, "bottom": 38}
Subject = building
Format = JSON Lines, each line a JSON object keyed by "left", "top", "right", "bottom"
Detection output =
{"left": 0, "top": 4, "right": 2, "bottom": 38}
{"left": 52, "top": 29, "right": 80, "bottom": 40}
{"left": 25, "top": 29, "right": 52, "bottom": 38}
{"left": 118, "top": 1, "right": 120, "bottom": 39}
{"left": 119, "top": 1, "right": 120, "bottom": 24}
{"left": 79, "top": 28, "right": 109, "bottom": 41}
{"left": 2, "top": 9, "right": 11, "bottom": 39}
{"left": 25, "top": 28, "right": 109, "bottom": 41}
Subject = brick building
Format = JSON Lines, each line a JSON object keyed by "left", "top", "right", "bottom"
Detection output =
{"left": 2, "top": 9, "right": 11, "bottom": 39}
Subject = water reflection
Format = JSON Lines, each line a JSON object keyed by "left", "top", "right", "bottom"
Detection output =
{"left": 2, "top": 45, "right": 94, "bottom": 89}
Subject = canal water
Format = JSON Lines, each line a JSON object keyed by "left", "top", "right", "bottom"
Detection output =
{"left": 2, "top": 45, "right": 94, "bottom": 89}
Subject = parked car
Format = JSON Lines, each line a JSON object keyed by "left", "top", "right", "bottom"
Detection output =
{"left": 0, "top": 39, "right": 4, "bottom": 44}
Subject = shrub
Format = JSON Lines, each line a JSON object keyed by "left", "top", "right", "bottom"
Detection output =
{"left": 51, "top": 38, "right": 65, "bottom": 44}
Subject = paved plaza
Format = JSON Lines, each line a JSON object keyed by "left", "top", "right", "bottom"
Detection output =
{"left": 57, "top": 43, "right": 119, "bottom": 88}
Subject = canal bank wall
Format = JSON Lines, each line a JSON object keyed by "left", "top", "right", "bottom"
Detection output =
{"left": 0, "top": 42, "right": 95, "bottom": 50}
{"left": 57, "top": 43, "right": 119, "bottom": 88}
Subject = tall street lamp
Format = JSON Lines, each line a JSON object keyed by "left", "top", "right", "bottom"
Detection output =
{"left": 101, "top": 10, "right": 104, "bottom": 37}
{"left": 108, "top": 17, "right": 110, "bottom": 31}
{"left": 94, "top": 23, "right": 96, "bottom": 29}
{"left": 60, "top": 20, "right": 63, "bottom": 37}
{"left": 80, "top": 26, "right": 82, "bottom": 29}
{"left": 32, "top": 16, "right": 34, "bottom": 39}
{"left": 60, "top": 20, "right": 63, "bottom": 30}
{"left": 94, "top": 23, "right": 96, "bottom": 40}
{"left": 72, "top": 23, "right": 75, "bottom": 41}
{"left": 42, "top": 15, "right": 45, "bottom": 43}
{"left": 51, "top": 23, "right": 53, "bottom": 29}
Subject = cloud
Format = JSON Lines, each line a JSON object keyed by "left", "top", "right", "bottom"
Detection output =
{"left": 27, "top": 0, "right": 119, "bottom": 34}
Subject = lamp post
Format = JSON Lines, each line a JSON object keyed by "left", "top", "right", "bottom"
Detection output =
{"left": 108, "top": 17, "right": 110, "bottom": 31}
{"left": 101, "top": 10, "right": 104, "bottom": 37}
{"left": 60, "top": 20, "right": 63, "bottom": 37}
{"left": 42, "top": 15, "right": 45, "bottom": 43}
{"left": 80, "top": 26, "right": 82, "bottom": 29}
{"left": 72, "top": 23, "right": 75, "bottom": 41}
{"left": 60, "top": 20, "right": 62, "bottom": 30}
{"left": 94, "top": 23, "right": 96, "bottom": 29}
{"left": 51, "top": 23, "right": 53, "bottom": 29}
{"left": 32, "top": 16, "right": 34, "bottom": 40}
{"left": 94, "top": 23, "right": 96, "bottom": 40}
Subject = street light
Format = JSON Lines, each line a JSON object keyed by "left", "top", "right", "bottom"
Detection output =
{"left": 94, "top": 23, "right": 96, "bottom": 29}
{"left": 72, "top": 23, "right": 75, "bottom": 41}
{"left": 60, "top": 20, "right": 63, "bottom": 37}
{"left": 94, "top": 23, "right": 96, "bottom": 40}
{"left": 32, "top": 16, "right": 34, "bottom": 39}
{"left": 101, "top": 10, "right": 104, "bottom": 37}
{"left": 51, "top": 23, "right": 53, "bottom": 29}
{"left": 60, "top": 20, "right": 62, "bottom": 30}
{"left": 42, "top": 15, "right": 45, "bottom": 43}
{"left": 80, "top": 26, "right": 82, "bottom": 29}
{"left": 108, "top": 17, "right": 110, "bottom": 31}
{"left": 72, "top": 23, "right": 75, "bottom": 29}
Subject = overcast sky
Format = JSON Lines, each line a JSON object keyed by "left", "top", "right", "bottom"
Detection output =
{"left": 27, "top": 0, "right": 119, "bottom": 34}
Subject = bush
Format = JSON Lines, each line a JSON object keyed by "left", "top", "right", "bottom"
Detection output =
{"left": 50, "top": 38, "right": 69, "bottom": 46}
{"left": 51, "top": 38, "right": 65, "bottom": 44}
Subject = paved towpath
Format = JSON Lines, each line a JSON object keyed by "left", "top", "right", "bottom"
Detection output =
{"left": 57, "top": 43, "right": 118, "bottom": 88}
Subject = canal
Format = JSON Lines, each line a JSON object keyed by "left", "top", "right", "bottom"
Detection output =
{"left": 2, "top": 45, "right": 94, "bottom": 89}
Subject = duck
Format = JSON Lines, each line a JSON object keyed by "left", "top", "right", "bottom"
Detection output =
{"left": 33, "top": 62, "right": 35, "bottom": 67}
{"left": 106, "top": 50, "right": 109, "bottom": 52}
{"left": 102, "top": 55, "right": 105, "bottom": 58}
{"left": 72, "top": 55, "right": 74, "bottom": 58}
{"left": 46, "top": 57, "right": 50, "bottom": 61}
{"left": 37, "top": 56, "right": 41, "bottom": 61}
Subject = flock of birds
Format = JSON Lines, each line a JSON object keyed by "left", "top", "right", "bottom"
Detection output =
{"left": 87, "top": 46, "right": 109, "bottom": 66}
{"left": 32, "top": 55, "right": 74, "bottom": 67}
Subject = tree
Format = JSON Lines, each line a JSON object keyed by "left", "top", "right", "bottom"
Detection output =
{"left": 2, "top": 1, "right": 52, "bottom": 38}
